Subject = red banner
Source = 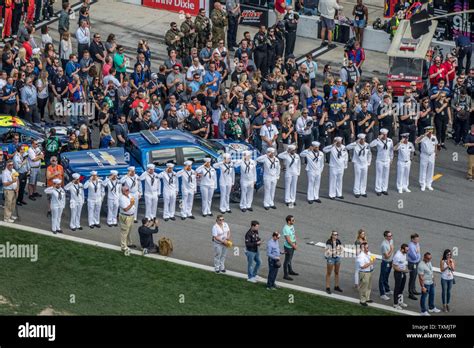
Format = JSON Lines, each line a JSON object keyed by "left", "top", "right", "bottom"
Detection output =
{"left": 143, "top": 0, "right": 200, "bottom": 16}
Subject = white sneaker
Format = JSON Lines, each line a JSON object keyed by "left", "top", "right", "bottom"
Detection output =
{"left": 420, "top": 311, "right": 430, "bottom": 316}
{"left": 247, "top": 277, "right": 257, "bottom": 283}
{"left": 11, "top": 216, "right": 18, "bottom": 220}
{"left": 380, "top": 294, "right": 390, "bottom": 301}
{"left": 427, "top": 186, "right": 434, "bottom": 191}
{"left": 420, "top": 186, "right": 425, "bottom": 191}
{"left": 400, "top": 302, "right": 408, "bottom": 308}
{"left": 393, "top": 304, "right": 403, "bottom": 310}
{"left": 254, "top": 276, "right": 264, "bottom": 281}
{"left": 4, "top": 218, "right": 15, "bottom": 223}
{"left": 398, "top": 189, "right": 403, "bottom": 194}
{"left": 404, "top": 188, "right": 411, "bottom": 193}
{"left": 429, "top": 307, "right": 441, "bottom": 313}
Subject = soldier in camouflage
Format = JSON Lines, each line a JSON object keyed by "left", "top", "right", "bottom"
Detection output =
{"left": 165, "top": 22, "right": 184, "bottom": 57}
{"left": 211, "top": 2, "right": 227, "bottom": 47}
{"left": 194, "top": 8, "right": 211, "bottom": 51}
{"left": 181, "top": 13, "right": 198, "bottom": 57}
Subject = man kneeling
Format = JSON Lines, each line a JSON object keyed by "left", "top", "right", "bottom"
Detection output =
{"left": 138, "top": 217, "right": 159, "bottom": 254}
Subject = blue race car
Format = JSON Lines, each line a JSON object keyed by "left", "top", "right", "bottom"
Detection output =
{"left": 61, "top": 129, "right": 264, "bottom": 202}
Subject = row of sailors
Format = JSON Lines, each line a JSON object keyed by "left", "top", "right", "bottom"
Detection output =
{"left": 45, "top": 126, "right": 438, "bottom": 233}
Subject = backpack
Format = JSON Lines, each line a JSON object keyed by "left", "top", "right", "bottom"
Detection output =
{"left": 158, "top": 237, "right": 173, "bottom": 256}
{"left": 46, "top": 136, "right": 60, "bottom": 154}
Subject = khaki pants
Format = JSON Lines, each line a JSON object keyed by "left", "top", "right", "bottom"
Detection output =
{"left": 4, "top": 190, "right": 16, "bottom": 220}
{"left": 468, "top": 154, "right": 474, "bottom": 179}
{"left": 119, "top": 214, "right": 134, "bottom": 251}
{"left": 94, "top": 61, "right": 103, "bottom": 80}
{"left": 359, "top": 271, "right": 373, "bottom": 303}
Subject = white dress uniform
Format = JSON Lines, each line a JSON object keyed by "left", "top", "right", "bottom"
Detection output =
{"left": 64, "top": 179, "right": 85, "bottom": 230}
{"left": 196, "top": 163, "right": 217, "bottom": 215}
{"left": 277, "top": 149, "right": 301, "bottom": 204}
{"left": 370, "top": 136, "right": 394, "bottom": 194}
{"left": 259, "top": 124, "right": 279, "bottom": 153}
{"left": 158, "top": 167, "right": 178, "bottom": 219}
{"left": 139, "top": 170, "right": 161, "bottom": 219}
{"left": 300, "top": 148, "right": 325, "bottom": 201}
{"left": 419, "top": 135, "right": 438, "bottom": 190}
{"left": 346, "top": 140, "right": 372, "bottom": 196}
{"left": 120, "top": 172, "right": 142, "bottom": 221}
{"left": 395, "top": 141, "right": 415, "bottom": 192}
{"left": 44, "top": 183, "right": 66, "bottom": 232}
{"left": 234, "top": 154, "right": 257, "bottom": 210}
{"left": 84, "top": 176, "right": 104, "bottom": 227}
{"left": 213, "top": 158, "right": 235, "bottom": 213}
{"left": 323, "top": 143, "right": 348, "bottom": 198}
{"left": 103, "top": 176, "right": 122, "bottom": 225}
{"left": 256, "top": 152, "right": 281, "bottom": 208}
{"left": 176, "top": 166, "right": 197, "bottom": 218}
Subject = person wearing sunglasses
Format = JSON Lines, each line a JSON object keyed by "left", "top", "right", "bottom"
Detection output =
{"left": 211, "top": 215, "right": 231, "bottom": 273}
{"left": 379, "top": 231, "right": 394, "bottom": 301}
{"left": 325, "top": 230, "right": 343, "bottom": 294}
{"left": 266, "top": 231, "right": 283, "bottom": 290}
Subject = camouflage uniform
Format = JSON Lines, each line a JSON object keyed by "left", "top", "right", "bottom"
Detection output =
{"left": 165, "top": 28, "right": 184, "bottom": 57}
{"left": 194, "top": 14, "right": 211, "bottom": 50}
{"left": 211, "top": 8, "right": 227, "bottom": 47}
{"left": 180, "top": 19, "right": 198, "bottom": 57}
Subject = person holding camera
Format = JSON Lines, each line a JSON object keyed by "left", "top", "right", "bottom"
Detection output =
{"left": 138, "top": 217, "right": 159, "bottom": 254}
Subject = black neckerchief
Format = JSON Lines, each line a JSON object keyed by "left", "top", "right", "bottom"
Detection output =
{"left": 336, "top": 147, "right": 342, "bottom": 159}
{"left": 111, "top": 180, "right": 118, "bottom": 193}
{"left": 204, "top": 167, "right": 212, "bottom": 178}
{"left": 269, "top": 157, "right": 276, "bottom": 169}
{"left": 93, "top": 181, "right": 98, "bottom": 193}
{"left": 289, "top": 154, "right": 296, "bottom": 167}
{"left": 358, "top": 143, "right": 366, "bottom": 157}
{"left": 74, "top": 184, "right": 81, "bottom": 196}
{"left": 167, "top": 172, "right": 174, "bottom": 184}
{"left": 149, "top": 174, "right": 155, "bottom": 187}
{"left": 381, "top": 138, "right": 388, "bottom": 150}
{"left": 130, "top": 176, "right": 136, "bottom": 188}
{"left": 244, "top": 160, "right": 251, "bottom": 173}
{"left": 185, "top": 170, "right": 193, "bottom": 182}
{"left": 223, "top": 163, "right": 231, "bottom": 174}
{"left": 56, "top": 189, "right": 63, "bottom": 200}
{"left": 312, "top": 151, "right": 319, "bottom": 162}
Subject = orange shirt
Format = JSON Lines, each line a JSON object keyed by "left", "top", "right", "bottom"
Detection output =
{"left": 46, "top": 164, "right": 64, "bottom": 187}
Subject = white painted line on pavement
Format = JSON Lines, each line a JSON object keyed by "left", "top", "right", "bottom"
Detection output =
{"left": 0, "top": 221, "right": 418, "bottom": 315}
{"left": 312, "top": 242, "right": 474, "bottom": 281}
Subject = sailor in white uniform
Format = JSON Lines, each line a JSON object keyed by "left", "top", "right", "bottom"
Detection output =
{"left": 103, "top": 170, "right": 122, "bottom": 226}
{"left": 64, "top": 173, "right": 84, "bottom": 231}
{"left": 44, "top": 178, "right": 66, "bottom": 234}
{"left": 234, "top": 150, "right": 257, "bottom": 212}
{"left": 370, "top": 128, "right": 394, "bottom": 196}
{"left": 416, "top": 126, "right": 438, "bottom": 191}
{"left": 120, "top": 166, "right": 142, "bottom": 222}
{"left": 139, "top": 164, "right": 161, "bottom": 220}
{"left": 196, "top": 158, "right": 217, "bottom": 217}
{"left": 176, "top": 160, "right": 197, "bottom": 220}
{"left": 300, "top": 141, "right": 324, "bottom": 203}
{"left": 394, "top": 133, "right": 415, "bottom": 193}
{"left": 346, "top": 133, "right": 372, "bottom": 198}
{"left": 323, "top": 136, "right": 348, "bottom": 199}
{"left": 84, "top": 171, "right": 104, "bottom": 228}
{"left": 158, "top": 163, "right": 178, "bottom": 221}
{"left": 256, "top": 147, "right": 281, "bottom": 210}
{"left": 213, "top": 153, "right": 235, "bottom": 214}
{"left": 278, "top": 144, "right": 301, "bottom": 206}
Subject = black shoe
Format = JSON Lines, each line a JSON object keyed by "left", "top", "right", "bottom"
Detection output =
{"left": 361, "top": 194, "right": 368, "bottom": 198}
{"left": 71, "top": 228, "right": 76, "bottom": 231}
{"left": 376, "top": 192, "right": 382, "bottom": 196}
{"left": 202, "top": 214, "right": 207, "bottom": 217}
{"left": 247, "top": 207, "right": 253, "bottom": 212}
{"left": 326, "top": 287, "right": 331, "bottom": 294}
{"left": 241, "top": 208, "right": 247, "bottom": 212}
{"left": 315, "top": 199, "right": 322, "bottom": 203}
{"left": 308, "top": 200, "right": 313, "bottom": 204}
{"left": 283, "top": 276, "right": 293, "bottom": 281}
{"left": 57, "top": 230, "right": 63, "bottom": 233}
{"left": 337, "top": 196, "right": 344, "bottom": 199}
{"left": 366, "top": 299, "right": 374, "bottom": 303}
{"left": 89, "top": 225, "right": 94, "bottom": 229}
{"left": 329, "top": 197, "right": 335, "bottom": 200}
{"left": 321, "top": 41, "right": 328, "bottom": 46}
{"left": 271, "top": 206, "right": 276, "bottom": 209}
{"left": 334, "top": 286, "right": 343, "bottom": 292}
{"left": 47, "top": 211, "right": 51, "bottom": 217}
{"left": 164, "top": 218, "right": 169, "bottom": 222}
{"left": 382, "top": 191, "right": 388, "bottom": 196}
{"left": 181, "top": 217, "right": 186, "bottom": 220}
{"left": 95, "top": 224, "right": 101, "bottom": 228}
{"left": 328, "top": 43, "right": 337, "bottom": 49}
{"left": 189, "top": 216, "right": 195, "bottom": 219}
{"left": 226, "top": 210, "right": 232, "bottom": 214}
{"left": 78, "top": 227, "right": 83, "bottom": 230}
{"left": 208, "top": 213, "right": 213, "bottom": 217}
{"left": 220, "top": 269, "right": 226, "bottom": 273}
{"left": 408, "top": 295, "right": 418, "bottom": 300}
{"left": 170, "top": 217, "right": 176, "bottom": 221}
{"left": 107, "top": 224, "right": 113, "bottom": 227}
{"left": 215, "top": 270, "right": 220, "bottom": 274}
{"left": 264, "top": 206, "right": 270, "bottom": 210}
{"left": 354, "top": 194, "right": 360, "bottom": 198}
{"left": 360, "top": 302, "right": 368, "bottom": 306}
{"left": 286, "top": 203, "right": 290, "bottom": 207}
{"left": 29, "top": 195, "right": 36, "bottom": 201}
{"left": 52, "top": 230, "right": 57, "bottom": 234}
{"left": 289, "top": 271, "right": 299, "bottom": 276}
{"left": 34, "top": 193, "right": 42, "bottom": 198}
{"left": 293, "top": 202, "right": 296, "bottom": 206}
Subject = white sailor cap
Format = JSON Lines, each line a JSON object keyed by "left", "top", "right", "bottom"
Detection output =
{"left": 288, "top": 144, "right": 296, "bottom": 151}
{"left": 267, "top": 147, "right": 276, "bottom": 153}
{"left": 52, "top": 178, "right": 62, "bottom": 184}
{"left": 90, "top": 171, "right": 98, "bottom": 176}
{"left": 334, "top": 136, "right": 343, "bottom": 142}
{"left": 166, "top": 163, "right": 175, "bottom": 168}
{"left": 400, "top": 133, "right": 410, "bottom": 138}
{"left": 424, "top": 126, "right": 434, "bottom": 131}
{"left": 357, "top": 133, "right": 366, "bottom": 139}
{"left": 184, "top": 160, "right": 193, "bottom": 166}
{"left": 311, "top": 141, "right": 320, "bottom": 147}
{"left": 128, "top": 166, "right": 136, "bottom": 171}
{"left": 110, "top": 170, "right": 119, "bottom": 176}
{"left": 243, "top": 150, "right": 252, "bottom": 157}
{"left": 204, "top": 158, "right": 212, "bottom": 163}
{"left": 72, "top": 173, "right": 81, "bottom": 180}
{"left": 380, "top": 128, "right": 389, "bottom": 134}
{"left": 147, "top": 164, "right": 156, "bottom": 170}
{"left": 223, "top": 153, "right": 231, "bottom": 159}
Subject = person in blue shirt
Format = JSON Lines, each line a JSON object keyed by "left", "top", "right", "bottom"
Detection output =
{"left": 455, "top": 33, "right": 472, "bottom": 75}
{"left": 65, "top": 54, "right": 81, "bottom": 81}
{"left": 307, "top": 88, "right": 324, "bottom": 113}
{"left": 326, "top": 90, "right": 344, "bottom": 121}
{"left": 203, "top": 62, "right": 222, "bottom": 93}
{"left": 266, "top": 231, "right": 282, "bottom": 290}
{"left": 407, "top": 233, "right": 421, "bottom": 300}
{"left": 2, "top": 77, "right": 19, "bottom": 116}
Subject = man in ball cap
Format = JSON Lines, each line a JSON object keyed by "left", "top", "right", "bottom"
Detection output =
{"left": 212, "top": 153, "right": 235, "bottom": 214}
{"left": 394, "top": 133, "right": 415, "bottom": 193}
{"left": 44, "top": 178, "right": 66, "bottom": 234}
{"left": 64, "top": 173, "right": 85, "bottom": 231}
{"left": 323, "top": 136, "right": 348, "bottom": 199}
{"left": 103, "top": 170, "right": 122, "bottom": 227}
{"left": 416, "top": 126, "right": 438, "bottom": 191}
{"left": 158, "top": 163, "right": 178, "bottom": 221}
{"left": 278, "top": 144, "right": 301, "bottom": 207}
{"left": 256, "top": 147, "right": 281, "bottom": 210}
{"left": 84, "top": 171, "right": 105, "bottom": 228}
{"left": 300, "top": 141, "right": 325, "bottom": 203}
{"left": 260, "top": 117, "right": 279, "bottom": 154}
{"left": 120, "top": 166, "right": 142, "bottom": 222}
{"left": 196, "top": 158, "right": 217, "bottom": 217}
{"left": 346, "top": 133, "right": 372, "bottom": 198}
{"left": 177, "top": 160, "right": 197, "bottom": 220}
{"left": 370, "top": 128, "right": 394, "bottom": 196}
{"left": 139, "top": 163, "right": 161, "bottom": 220}
{"left": 234, "top": 150, "right": 257, "bottom": 212}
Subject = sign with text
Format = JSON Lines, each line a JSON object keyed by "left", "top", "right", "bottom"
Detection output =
{"left": 239, "top": 4, "right": 269, "bottom": 27}
{"left": 143, "top": 0, "right": 200, "bottom": 16}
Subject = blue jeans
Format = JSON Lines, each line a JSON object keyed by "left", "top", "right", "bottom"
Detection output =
{"left": 246, "top": 250, "right": 261, "bottom": 279}
{"left": 267, "top": 257, "right": 279, "bottom": 288}
{"left": 379, "top": 260, "right": 392, "bottom": 295}
{"left": 420, "top": 283, "right": 435, "bottom": 312}
{"left": 441, "top": 278, "right": 453, "bottom": 305}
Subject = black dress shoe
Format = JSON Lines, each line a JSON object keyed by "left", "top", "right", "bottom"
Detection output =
{"left": 95, "top": 224, "right": 101, "bottom": 228}
{"left": 47, "top": 211, "right": 51, "bottom": 217}
{"left": 89, "top": 225, "right": 94, "bottom": 229}
{"left": 308, "top": 200, "right": 314, "bottom": 204}
{"left": 271, "top": 206, "right": 276, "bottom": 209}
{"left": 226, "top": 210, "right": 232, "bottom": 213}
{"left": 329, "top": 197, "right": 335, "bottom": 200}
{"left": 181, "top": 217, "right": 186, "bottom": 220}
{"left": 360, "top": 302, "right": 368, "bottom": 307}
{"left": 361, "top": 194, "right": 368, "bottom": 198}
{"left": 170, "top": 217, "right": 176, "bottom": 221}
{"left": 189, "top": 216, "right": 195, "bottom": 219}
{"left": 376, "top": 192, "right": 382, "bottom": 196}
{"left": 293, "top": 202, "right": 296, "bottom": 206}
{"left": 337, "top": 196, "right": 344, "bottom": 199}
{"left": 29, "top": 195, "right": 36, "bottom": 201}
{"left": 107, "top": 224, "right": 113, "bottom": 227}
{"left": 289, "top": 271, "right": 299, "bottom": 276}
{"left": 264, "top": 207, "right": 270, "bottom": 210}
{"left": 283, "top": 276, "right": 293, "bottom": 281}
{"left": 78, "top": 227, "right": 83, "bottom": 230}
{"left": 354, "top": 194, "right": 360, "bottom": 198}
{"left": 202, "top": 214, "right": 207, "bottom": 217}
{"left": 220, "top": 269, "right": 226, "bottom": 273}
{"left": 52, "top": 230, "right": 57, "bottom": 234}
{"left": 164, "top": 218, "right": 169, "bottom": 222}
{"left": 208, "top": 213, "right": 213, "bottom": 217}
{"left": 247, "top": 207, "right": 253, "bottom": 212}
{"left": 71, "top": 228, "right": 76, "bottom": 232}
{"left": 315, "top": 199, "right": 322, "bottom": 203}
{"left": 382, "top": 191, "right": 388, "bottom": 195}
{"left": 241, "top": 208, "right": 247, "bottom": 212}
{"left": 134, "top": 220, "right": 138, "bottom": 223}
{"left": 57, "top": 230, "right": 63, "bottom": 233}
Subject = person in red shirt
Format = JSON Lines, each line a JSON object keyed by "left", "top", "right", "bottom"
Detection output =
{"left": 131, "top": 89, "right": 150, "bottom": 111}
{"left": 429, "top": 56, "right": 446, "bottom": 86}
{"left": 274, "top": 0, "right": 286, "bottom": 22}
{"left": 442, "top": 54, "right": 457, "bottom": 89}
{"left": 22, "top": 36, "right": 33, "bottom": 61}
{"left": 186, "top": 95, "right": 203, "bottom": 116}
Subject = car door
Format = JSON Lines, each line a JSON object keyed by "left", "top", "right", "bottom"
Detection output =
{"left": 178, "top": 146, "right": 215, "bottom": 166}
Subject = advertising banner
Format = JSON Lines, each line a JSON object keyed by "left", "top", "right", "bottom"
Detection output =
{"left": 143, "top": 0, "right": 201, "bottom": 16}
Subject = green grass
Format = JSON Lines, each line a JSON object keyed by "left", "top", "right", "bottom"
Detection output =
{"left": 0, "top": 227, "right": 394, "bottom": 315}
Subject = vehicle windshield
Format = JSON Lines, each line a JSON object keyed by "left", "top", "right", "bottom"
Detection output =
{"left": 197, "top": 137, "right": 226, "bottom": 156}
{"left": 389, "top": 57, "right": 422, "bottom": 79}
